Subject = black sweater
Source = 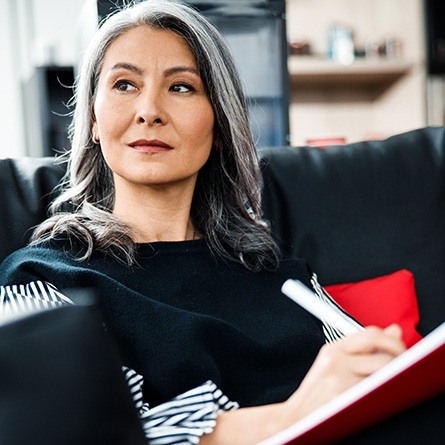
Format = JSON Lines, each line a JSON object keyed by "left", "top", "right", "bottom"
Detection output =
{"left": 0, "top": 239, "right": 325, "bottom": 408}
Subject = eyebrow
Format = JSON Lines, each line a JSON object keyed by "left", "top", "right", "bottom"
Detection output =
{"left": 164, "top": 66, "right": 201, "bottom": 78}
{"left": 109, "top": 63, "right": 200, "bottom": 78}
{"left": 110, "top": 62, "right": 143, "bottom": 75}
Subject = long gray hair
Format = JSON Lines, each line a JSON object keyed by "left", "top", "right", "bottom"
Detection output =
{"left": 32, "top": 0, "right": 280, "bottom": 271}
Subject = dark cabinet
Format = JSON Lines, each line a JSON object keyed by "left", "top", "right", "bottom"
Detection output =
{"left": 190, "top": 1, "right": 290, "bottom": 147}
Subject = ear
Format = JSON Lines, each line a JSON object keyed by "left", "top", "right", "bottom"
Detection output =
{"left": 92, "top": 122, "right": 101, "bottom": 145}
{"left": 92, "top": 121, "right": 99, "bottom": 141}
{"left": 213, "top": 134, "right": 222, "bottom": 150}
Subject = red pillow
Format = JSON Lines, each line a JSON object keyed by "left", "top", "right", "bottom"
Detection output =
{"left": 324, "top": 269, "right": 423, "bottom": 347}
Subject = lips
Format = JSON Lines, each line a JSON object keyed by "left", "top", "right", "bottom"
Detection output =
{"left": 128, "top": 139, "right": 174, "bottom": 153}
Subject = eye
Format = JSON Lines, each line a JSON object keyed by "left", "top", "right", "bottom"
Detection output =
{"left": 170, "top": 83, "right": 195, "bottom": 93}
{"left": 114, "top": 80, "right": 136, "bottom": 92}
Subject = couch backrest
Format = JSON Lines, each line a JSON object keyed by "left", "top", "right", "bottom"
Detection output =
{"left": 260, "top": 126, "right": 445, "bottom": 336}
{"left": 1, "top": 126, "right": 444, "bottom": 335}
{"left": 0, "top": 157, "right": 64, "bottom": 261}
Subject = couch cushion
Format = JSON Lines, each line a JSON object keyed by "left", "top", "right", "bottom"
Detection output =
{"left": 260, "top": 127, "right": 445, "bottom": 336}
{"left": 324, "top": 269, "right": 423, "bottom": 347}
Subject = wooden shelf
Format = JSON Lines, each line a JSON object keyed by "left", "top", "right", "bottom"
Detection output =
{"left": 288, "top": 56, "right": 414, "bottom": 87}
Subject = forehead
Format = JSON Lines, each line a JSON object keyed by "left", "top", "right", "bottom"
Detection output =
{"left": 102, "top": 25, "right": 197, "bottom": 68}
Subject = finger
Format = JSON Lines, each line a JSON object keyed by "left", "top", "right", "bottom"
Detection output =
{"left": 384, "top": 323, "right": 403, "bottom": 339}
{"left": 348, "top": 351, "right": 399, "bottom": 377}
{"left": 369, "top": 325, "right": 406, "bottom": 354}
{"left": 337, "top": 326, "right": 406, "bottom": 356}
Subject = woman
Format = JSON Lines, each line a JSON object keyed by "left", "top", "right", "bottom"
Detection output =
{"left": 0, "top": 1, "right": 405, "bottom": 444}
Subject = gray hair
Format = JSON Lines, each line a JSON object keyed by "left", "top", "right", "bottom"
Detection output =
{"left": 32, "top": 0, "right": 280, "bottom": 271}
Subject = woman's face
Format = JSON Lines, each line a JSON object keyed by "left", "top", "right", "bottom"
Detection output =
{"left": 92, "top": 26, "right": 215, "bottom": 191}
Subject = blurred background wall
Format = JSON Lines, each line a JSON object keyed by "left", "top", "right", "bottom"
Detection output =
{"left": 1, "top": 0, "right": 443, "bottom": 157}
{"left": 0, "top": 0, "right": 85, "bottom": 157}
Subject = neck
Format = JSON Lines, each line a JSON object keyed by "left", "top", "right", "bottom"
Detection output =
{"left": 112, "top": 179, "right": 199, "bottom": 243}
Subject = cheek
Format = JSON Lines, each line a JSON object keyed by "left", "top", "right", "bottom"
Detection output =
{"left": 93, "top": 94, "right": 129, "bottom": 141}
{"left": 187, "top": 105, "right": 215, "bottom": 147}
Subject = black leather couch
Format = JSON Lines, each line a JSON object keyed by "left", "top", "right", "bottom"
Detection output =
{"left": 260, "top": 126, "right": 445, "bottom": 336}
{"left": 0, "top": 126, "right": 444, "bottom": 444}
{"left": 2, "top": 126, "right": 444, "bottom": 335}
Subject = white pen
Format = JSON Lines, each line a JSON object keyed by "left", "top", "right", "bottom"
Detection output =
{"left": 281, "top": 279, "right": 364, "bottom": 336}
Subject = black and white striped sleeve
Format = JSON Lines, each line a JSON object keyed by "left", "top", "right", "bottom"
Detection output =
{"left": 0, "top": 280, "right": 74, "bottom": 323}
{"left": 0, "top": 281, "right": 239, "bottom": 445}
{"left": 310, "top": 273, "right": 364, "bottom": 343}
{"left": 122, "top": 367, "right": 238, "bottom": 445}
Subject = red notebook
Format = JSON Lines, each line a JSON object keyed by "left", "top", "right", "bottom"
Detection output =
{"left": 258, "top": 321, "right": 445, "bottom": 445}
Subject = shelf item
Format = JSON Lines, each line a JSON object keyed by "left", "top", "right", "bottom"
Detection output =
{"left": 288, "top": 56, "right": 414, "bottom": 87}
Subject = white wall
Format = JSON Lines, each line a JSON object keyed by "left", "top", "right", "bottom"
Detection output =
{"left": 0, "top": 0, "right": 86, "bottom": 158}
{"left": 0, "top": 0, "right": 25, "bottom": 158}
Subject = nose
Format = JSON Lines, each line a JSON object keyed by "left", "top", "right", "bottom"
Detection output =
{"left": 137, "top": 115, "right": 163, "bottom": 125}
{"left": 135, "top": 90, "right": 167, "bottom": 126}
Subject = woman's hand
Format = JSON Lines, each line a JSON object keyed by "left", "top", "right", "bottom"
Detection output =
{"left": 284, "top": 324, "right": 406, "bottom": 419}
{"left": 201, "top": 324, "right": 406, "bottom": 445}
